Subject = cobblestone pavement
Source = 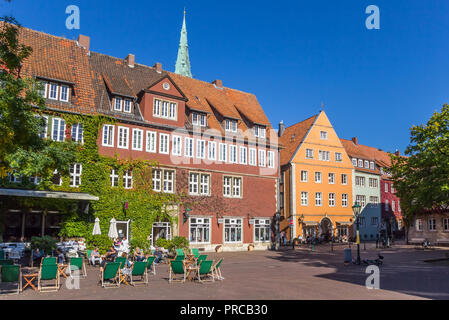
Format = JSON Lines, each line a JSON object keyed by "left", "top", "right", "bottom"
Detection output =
{"left": 1, "top": 243, "right": 448, "bottom": 300}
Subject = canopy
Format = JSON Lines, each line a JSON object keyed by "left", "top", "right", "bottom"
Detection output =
{"left": 108, "top": 218, "right": 118, "bottom": 239}
{"left": 302, "top": 221, "right": 319, "bottom": 226}
{"left": 0, "top": 188, "right": 99, "bottom": 201}
{"left": 92, "top": 217, "right": 101, "bottom": 235}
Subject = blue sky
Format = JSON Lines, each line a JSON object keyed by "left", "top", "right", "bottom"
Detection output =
{"left": 2, "top": 0, "right": 449, "bottom": 153}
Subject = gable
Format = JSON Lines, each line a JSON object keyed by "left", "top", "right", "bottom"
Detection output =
{"left": 147, "top": 76, "right": 185, "bottom": 99}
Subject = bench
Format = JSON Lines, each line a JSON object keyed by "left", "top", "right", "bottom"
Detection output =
{"left": 436, "top": 239, "right": 449, "bottom": 246}
{"left": 409, "top": 238, "right": 425, "bottom": 245}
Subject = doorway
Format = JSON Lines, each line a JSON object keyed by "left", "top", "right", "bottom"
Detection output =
{"left": 151, "top": 222, "right": 172, "bottom": 246}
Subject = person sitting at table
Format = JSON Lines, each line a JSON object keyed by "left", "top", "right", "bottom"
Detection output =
{"left": 90, "top": 247, "right": 102, "bottom": 266}
{"left": 99, "top": 246, "right": 117, "bottom": 271}
{"left": 133, "top": 247, "right": 145, "bottom": 262}
{"left": 154, "top": 246, "right": 163, "bottom": 264}
{"left": 32, "top": 248, "right": 43, "bottom": 265}
{"left": 55, "top": 248, "right": 65, "bottom": 264}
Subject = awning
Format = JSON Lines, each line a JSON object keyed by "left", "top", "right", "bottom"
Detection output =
{"left": 0, "top": 188, "right": 99, "bottom": 201}
{"left": 302, "top": 221, "right": 319, "bottom": 226}
{"left": 336, "top": 221, "right": 352, "bottom": 226}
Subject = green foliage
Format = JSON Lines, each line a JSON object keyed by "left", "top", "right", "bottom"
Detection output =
{"left": 155, "top": 238, "right": 172, "bottom": 250}
{"left": 85, "top": 234, "right": 112, "bottom": 255}
{"left": 171, "top": 236, "right": 189, "bottom": 250}
{"left": 30, "top": 236, "right": 57, "bottom": 255}
{"left": 129, "top": 238, "right": 151, "bottom": 254}
{"left": 391, "top": 104, "right": 449, "bottom": 221}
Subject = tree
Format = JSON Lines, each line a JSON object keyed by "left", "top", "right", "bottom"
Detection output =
{"left": 0, "top": 16, "right": 76, "bottom": 185}
{"left": 390, "top": 104, "right": 449, "bottom": 223}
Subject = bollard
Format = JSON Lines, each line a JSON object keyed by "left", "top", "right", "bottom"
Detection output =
{"left": 311, "top": 243, "right": 315, "bottom": 252}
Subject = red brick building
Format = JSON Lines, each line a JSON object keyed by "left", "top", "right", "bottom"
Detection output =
{"left": 2, "top": 24, "right": 280, "bottom": 251}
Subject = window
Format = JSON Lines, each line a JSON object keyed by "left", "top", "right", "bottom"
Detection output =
{"left": 69, "top": 164, "right": 82, "bottom": 187}
{"left": 223, "top": 176, "right": 242, "bottom": 198}
{"left": 132, "top": 129, "right": 143, "bottom": 151}
{"left": 443, "top": 218, "right": 449, "bottom": 231}
{"left": 428, "top": 218, "right": 436, "bottom": 231}
{"left": 320, "top": 131, "right": 328, "bottom": 140}
{"left": 258, "top": 149, "right": 266, "bottom": 167}
{"left": 8, "top": 171, "right": 22, "bottom": 184}
{"left": 385, "top": 183, "right": 389, "bottom": 193}
{"left": 71, "top": 123, "right": 83, "bottom": 143}
{"left": 114, "top": 97, "right": 123, "bottom": 111}
{"left": 117, "top": 126, "right": 129, "bottom": 149}
{"left": 152, "top": 169, "right": 162, "bottom": 192}
{"left": 29, "top": 176, "right": 41, "bottom": 185}
{"left": 329, "top": 193, "right": 336, "bottom": 207}
{"left": 219, "top": 143, "right": 227, "bottom": 162}
{"left": 267, "top": 151, "right": 275, "bottom": 168}
{"left": 335, "top": 152, "right": 342, "bottom": 162}
{"left": 192, "top": 113, "right": 206, "bottom": 127}
{"left": 369, "top": 178, "right": 378, "bottom": 188}
{"left": 392, "top": 200, "right": 396, "bottom": 212}
{"left": 110, "top": 169, "right": 119, "bottom": 187}
{"left": 240, "top": 146, "right": 247, "bottom": 165}
{"left": 208, "top": 141, "right": 216, "bottom": 160}
{"left": 163, "top": 170, "right": 174, "bottom": 193}
{"left": 124, "top": 99, "right": 132, "bottom": 113}
{"left": 318, "top": 150, "right": 330, "bottom": 161}
{"left": 102, "top": 125, "right": 114, "bottom": 147}
{"left": 189, "top": 173, "right": 210, "bottom": 196}
{"left": 52, "top": 117, "right": 66, "bottom": 142}
{"left": 341, "top": 174, "right": 347, "bottom": 185}
{"left": 315, "top": 172, "right": 322, "bottom": 183}
{"left": 358, "top": 159, "right": 363, "bottom": 167}
{"left": 415, "top": 219, "right": 423, "bottom": 231}
{"left": 358, "top": 217, "right": 366, "bottom": 227}
{"left": 146, "top": 131, "right": 157, "bottom": 153}
{"left": 315, "top": 192, "right": 322, "bottom": 206}
{"left": 391, "top": 185, "right": 395, "bottom": 193}
{"left": 249, "top": 148, "right": 257, "bottom": 166}
{"left": 254, "top": 219, "right": 270, "bottom": 242}
{"left": 59, "top": 85, "right": 69, "bottom": 102}
{"left": 254, "top": 125, "right": 266, "bottom": 138}
{"left": 224, "top": 218, "right": 242, "bottom": 243}
{"left": 342, "top": 194, "right": 348, "bottom": 207}
{"left": 123, "top": 170, "right": 133, "bottom": 189}
{"left": 371, "top": 217, "right": 378, "bottom": 226}
{"left": 356, "top": 195, "right": 366, "bottom": 207}
{"left": 197, "top": 140, "right": 206, "bottom": 159}
{"left": 37, "top": 81, "right": 47, "bottom": 98}
{"left": 172, "top": 135, "right": 182, "bottom": 156}
{"left": 225, "top": 119, "right": 237, "bottom": 132}
{"left": 306, "top": 149, "right": 314, "bottom": 159}
{"left": 159, "top": 133, "right": 169, "bottom": 154}
{"left": 190, "top": 217, "right": 210, "bottom": 243}
{"left": 36, "top": 115, "right": 48, "bottom": 139}
{"left": 385, "top": 200, "right": 390, "bottom": 211}
{"left": 352, "top": 158, "right": 357, "bottom": 167}
{"left": 229, "top": 145, "right": 237, "bottom": 163}
{"left": 184, "top": 137, "right": 194, "bottom": 157}
{"left": 301, "top": 192, "right": 308, "bottom": 206}
{"left": 364, "top": 160, "right": 369, "bottom": 169}
{"left": 369, "top": 196, "right": 379, "bottom": 205}
{"left": 153, "top": 99, "right": 177, "bottom": 120}
{"left": 301, "top": 170, "right": 308, "bottom": 182}
{"left": 48, "top": 83, "right": 58, "bottom": 100}
{"left": 370, "top": 161, "right": 375, "bottom": 170}
{"left": 355, "top": 176, "right": 366, "bottom": 187}
{"left": 328, "top": 173, "right": 335, "bottom": 184}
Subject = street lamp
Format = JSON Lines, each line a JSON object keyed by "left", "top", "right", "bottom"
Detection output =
{"left": 182, "top": 207, "right": 191, "bottom": 225}
{"left": 352, "top": 202, "right": 362, "bottom": 265}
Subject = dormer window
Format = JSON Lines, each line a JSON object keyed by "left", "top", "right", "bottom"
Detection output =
{"left": 192, "top": 112, "right": 206, "bottom": 127}
{"left": 114, "top": 97, "right": 122, "bottom": 111}
{"left": 153, "top": 98, "right": 177, "bottom": 120}
{"left": 124, "top": 99, "right": 132, "bottom": 113}
{"left": 225, "top": 119, "right": 237, "bottom": 132}
{"left": 39, "top": 80, "right": 71, "bottom": 103}
{"left": 60, "top": 85, "right": 69, "bottom": 102}
{"left": 254, "top": 125, "right": 266, "bottom": 138}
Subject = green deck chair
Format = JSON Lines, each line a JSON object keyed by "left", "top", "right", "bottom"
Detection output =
{"left": 86, "top": 250, "right": 93, "bottom": 265}
{"left": 38, "top": 264, "right": 59, "bottom": 292}
{"left": 197, "top": 260, "right": 215, "bottom": 283}
{"left": 191, "top": 248, "right": 200, "bottom": 259}
{"left": 0, "top": 259, "right": 13, "bottom": 266}
{"left": 169, "top": 260, "right": 186, "bottom": 283}
{"left": 41, "top": 257, "right": 57, "bottom": 266}
{"left": 212, "top": 258, "right": 224, "bottom": 280}
{"left": 130, "top": 261, "right": 148, "bottom": 286}
{"left": 115, "top": 256, "right": 127, "bottom": 269}
{"left": 100, "top": 262, "right": 121, "bottom": 288}
{"left": 0, "top": 265, "right": 22, "bottom": 295}
{"left": 145, "top": 256, "right": 157, "bottom": 275}
{"left": 174, "top": 248, "right": 185, "bottom": 261}
{"left": 0, "top": 250, "right": 4, "bottom": 260}
{"left": 196, "top": 254, "right": 207, "bottom": 266}
{"left": 69, "top": 257, "right": 87, "bottom": 278}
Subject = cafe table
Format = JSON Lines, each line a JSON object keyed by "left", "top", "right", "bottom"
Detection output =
{"left": 22, "top": 273, "right": 38, "bottom": 291}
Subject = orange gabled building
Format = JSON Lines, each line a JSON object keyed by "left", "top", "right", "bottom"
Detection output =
{"left": 279, "top": 111, "right": 354, "bottom": 241}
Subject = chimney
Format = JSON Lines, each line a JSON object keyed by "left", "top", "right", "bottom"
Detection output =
{"left": 378, "top": 148, "right": 383, "bottom": 151}
{"left": 153, "top": 62, "right": 162, "bottom": 73}
{"left": 212, "top": 79, "right": 223, "bottom": 88}
{"left": 278, "top": 120, "right": 286, "bottom": 137}
{"left": 126, "top": 54, "right": 135, "bottom": 68}
{"left": 395, "top": 149, "right": 400, "bottom": 156}
{"left": 77, "top": 34, "right": 90, "bottom": 51}
{"left": 352, "top": 137, "right": 358, "bottom": 145}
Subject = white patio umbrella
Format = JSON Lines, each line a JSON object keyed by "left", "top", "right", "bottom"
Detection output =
{"left": 92, "top": 217, "right": 101, "bottom": 235}
{"left": 108, "top": 218, "right": 118, "bottom": 239}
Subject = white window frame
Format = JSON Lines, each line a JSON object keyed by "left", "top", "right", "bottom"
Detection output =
{"left": 315, "top": 192, "right": 322, "bottom": 206}
{"left": 159, "top": 133, "right": 170, "bottom": 154}
{"left": 254, "top": 218, "right": 270, "bottom": 242}
{"left": 59, "top": 85, "right": 69, "bottom": 102}
{"left": 301, "top": 170, "right": 308, "bottom": 182}
{"left": 229, "top": 145, "right": 237, "bottom": 164}
{"left": 69, "top": 163, "right": 82, "bottom": 187}
{"left": 146, "top": 131, "right": 157, "bottom": 153}
{"left": 48, "top": 82, "right": 58, "bottom": 100}
{"left": 117, "top": 126, "right": 129, "bottom": 149}
{"left": 249, "top": 148, "right": 257, "bottom": 166}
{"left": 124, "top": 99, "right": 132, "bottom": 113}
{"left": 123, "top": 170, "right": 133, "bottom": 189}
{"left": 306, "top": 149, "right": 314, "bottom": 159}
{"left": 329, "top": 193, "right": 335, "bottom": 207}
{"left": 258, "top": 149, "right": 266, "bottom": 167}
{"left": 342, "top": 194, "right": 348, "bottom": 207}
{"left": 163, "top": 170, "right": 175, "bottom": 193}
{"left": 328, "top": 173, "right": 335, "bottom": 184}
{"left": 185, "top": 137, "right": 194, "bottom": 158}
{"left": 341, "top": 174, "right": 347, "bottom": 185}
{"left": 320, "top": 131, "right": 328, "bottom": 140}
{"left": 267, "top": 151, "right": 275, "bottom": 168}
{"left": 239, "top": 146, "right": 247, "bottom": 165}
{"left": 172, "top": 135, "right": 182, "bottom": 156}
{"left": 102, "top": 124, "right": 114, "bottom": 147}
{"left": 51, "top": 117, "right": 66, "bottom": 142}
{"left": 301, "top": 192, "right": 308, "bottom": 206}
{"left": 189, "top": 217, "right": 211, "bottom": 244}
{"left": 132, "top": 128, "right": 143, "bottom": 151}
{"left": 197, "top": 139, "right": 206, "bottom": 159}
{"left": 110, "top": 169, "right": 119, "bottom": 187}
{"left": 114, "top": 97, "right": 123, "bottom": 112}
{"left": 71, "top": 123, "right": 83, "bottom": 144}
{"left": 224, "top": 218, "right": 243, "bottom": 243}
{"left": 219, "top": 143, "right": 227, "bottom": 162}
{"left": 315, "top": 172, "right": 322, "bottom": 183}
{"left": 335, "top": 152, "right": 342, "bottom": 162}
{"left": 208, "top": 141, "right": 217, "bottom": 160}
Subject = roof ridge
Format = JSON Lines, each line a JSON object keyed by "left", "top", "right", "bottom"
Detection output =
{"left": 284, "top": 114, "right": 318, "bottom": 130}
{"left": 18, "top": 25, "right": 79, "bottom": 44}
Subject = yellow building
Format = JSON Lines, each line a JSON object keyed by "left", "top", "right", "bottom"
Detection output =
{"left": 279, "top": 111, "right": 354, "bottom": 242}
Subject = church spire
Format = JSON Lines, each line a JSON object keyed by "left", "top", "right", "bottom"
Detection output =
{"left": 175, "top": 8, "right": 192, "bottom": 78}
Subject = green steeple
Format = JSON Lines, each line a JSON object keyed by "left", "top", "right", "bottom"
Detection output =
{"left": 175, "top": 9, "right": 192, "bottom": 78}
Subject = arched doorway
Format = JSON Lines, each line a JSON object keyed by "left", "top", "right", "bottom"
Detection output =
{"left": 319, "top": 217, "right": 333, "bottom": 242}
